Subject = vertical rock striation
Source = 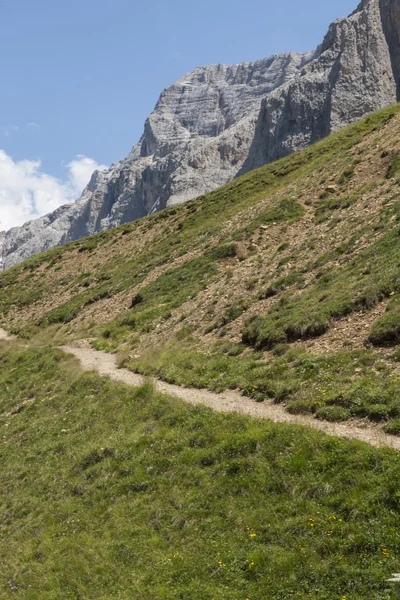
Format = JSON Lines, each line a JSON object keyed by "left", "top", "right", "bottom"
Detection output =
{"left": 240, "top": 0, "right": 397, "bottom": 172}
{"left": 380, "top": 0, "right": 400, "bottom": 97}
{"left": 1, "top": 0, "right": 400, "bottom": 270}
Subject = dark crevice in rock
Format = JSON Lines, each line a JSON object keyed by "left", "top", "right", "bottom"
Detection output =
{"left": 380, "top": 0, "right": 400, "bottom": 99}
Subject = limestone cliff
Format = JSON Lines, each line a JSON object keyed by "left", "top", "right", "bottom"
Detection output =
{"left": 240, "top": 0, "right": 397, "bottom": 171}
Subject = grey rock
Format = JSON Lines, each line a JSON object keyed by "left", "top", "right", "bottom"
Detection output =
{"left": 241, "top": 0, "right": 397, "bottom": 171}
{"left": 380, "top": 0, "right": 400, "bottom": 96}
{"left": 1, "top": 0, "right": 400, "bottom": 270}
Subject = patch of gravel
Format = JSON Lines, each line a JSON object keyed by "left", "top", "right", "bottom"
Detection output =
{"left": 0, "top": 328, "right": 13, "bottom": 341}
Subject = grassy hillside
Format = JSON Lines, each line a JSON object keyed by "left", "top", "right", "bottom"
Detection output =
{"left": 1, "top": 339, "right": 400, "bottom": 599}
{"left": 3, "top": 105, "right": 400, "bottom": 598}
{"left": 2, "top": 105, "right": 400, "bottom": 431}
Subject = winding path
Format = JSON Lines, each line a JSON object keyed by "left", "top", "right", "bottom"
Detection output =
{"left": 60, "top": 343, "right": 400, "bottom": 452}
{"left": 1, "top": 328, "right": 399, "bottom": 450}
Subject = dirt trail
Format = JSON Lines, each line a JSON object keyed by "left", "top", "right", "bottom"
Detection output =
{"left": 59, "top": 343, "right": 400, "bottom": 452}
{"left": 1, "top": 327, "right": 399, "bottom": 450}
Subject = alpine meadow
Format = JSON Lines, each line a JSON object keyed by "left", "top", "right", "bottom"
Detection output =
{"left": 3, "top": 0, "right": 400, "bottom": 598}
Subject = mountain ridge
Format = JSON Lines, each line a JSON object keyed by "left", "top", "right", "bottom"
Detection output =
{"left": 1, "top": 0, "right": 399, "bottom": 270}
{"left": 0, "top": 51, "right": 314, "bottom": 270}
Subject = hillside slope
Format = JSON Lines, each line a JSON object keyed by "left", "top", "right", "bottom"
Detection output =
{"left": 1, "top": 0, "right": 400, "bottom": 270}
{"left": 1, "top": 340, "right": 400, "bottom": 599}
{"left": 2, "top": 105, "right": 400, "bottom": 435}
{"left": 3, "top": 106, "right": 400, "bottom": 599}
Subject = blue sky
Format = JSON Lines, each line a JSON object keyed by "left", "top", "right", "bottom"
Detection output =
{"left": 0, "top": 0, "right": 357, "bottom": 229}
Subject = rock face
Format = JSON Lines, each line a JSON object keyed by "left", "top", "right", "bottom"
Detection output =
{"left": 241, "top": 0, "right": 397, "bottom": 171}
{"left": 1, "top": 0, "right": 400, "bottom": 270}
{"left": 380, "top": 0, "right": 400, "bottom": 96}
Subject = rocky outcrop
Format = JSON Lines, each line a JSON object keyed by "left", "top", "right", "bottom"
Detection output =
{"left": 240, "top": 0, "right": 397, "bottom": 171}
{"left": 380, "top": 0, "right": 400, "bottom": 96}
{"left": 1, "top": 0, "right": 400, "bottom": 270}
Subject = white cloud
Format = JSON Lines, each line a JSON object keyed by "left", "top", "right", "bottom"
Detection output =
{"left": 0, "top": 151, "right": 107, "bottom": 231}
{"left": 68, "top": 155, "right": 105, "bottom": 194}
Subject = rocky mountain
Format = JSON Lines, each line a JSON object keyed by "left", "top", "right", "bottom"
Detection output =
{"left": 1, "top": 0, "right": 399, "bottom": 270}
{"left": 0, "top": 53, "right": 315, "bottom": 270}
{"left": 241, "top": 0, "right": 398, "bottom": 171}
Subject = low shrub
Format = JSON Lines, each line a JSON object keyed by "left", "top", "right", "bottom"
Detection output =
{"left": 287, "top": 399, "right": 321, "bottom": 415}
{"left": 366, "top": 404, "right": 391, "bottom": 422}
{"left": 316, "top": 406, "right": 351, "bottom": 422}
{"left": 368, "top": 300, "right": 400, "bottom": 346}
{"left": 211, "top": 243, "right": 238, "bottom": 260}
{"left": 386, "top": 150, "right": 400, "bottom": 179}
{"left": 131, "top": 293, "right": 145, "bottom": 308}
{"left": 384, "top": 419, "right": 400, "bottom": 435}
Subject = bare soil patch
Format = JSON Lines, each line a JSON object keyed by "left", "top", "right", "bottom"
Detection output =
{"left": 0, "top": 328, "right": 13, "bottom": 341}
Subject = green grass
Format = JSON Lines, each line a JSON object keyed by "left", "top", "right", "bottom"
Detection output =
{"left": 241, "top": 197, "right": 305, "bottom": 235}
{"left": 206, "top": 298, "right": 250, "bottom": 333}
{"left": 369, "top": 298, "right": 400, "bottom": 346}
{"left": 123, "top": 341, "right": 400, "bottom": 427}
{"left": 315, "top": 192, "right": 359, "bottom": 223}
{"left": 337, "top": 164, "right": 357, "bottom": 185}
{"left": 242, "top": 226, "right": 400, "bottom": 351}
{"left": 386, "top": 151, "right": 400, "bottom": 179}
{"left": 0, "top": 342, "right": 400, "bottom": 599}
{"left": 93, "top": 254, "right": 219, "bottom": 351}
{"left": 39, "top": 285, "right": 113, "bottom": 326}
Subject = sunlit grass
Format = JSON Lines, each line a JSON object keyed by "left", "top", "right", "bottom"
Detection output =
{"left": 0, "top": 344, "right": 399, "bottom": 599}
